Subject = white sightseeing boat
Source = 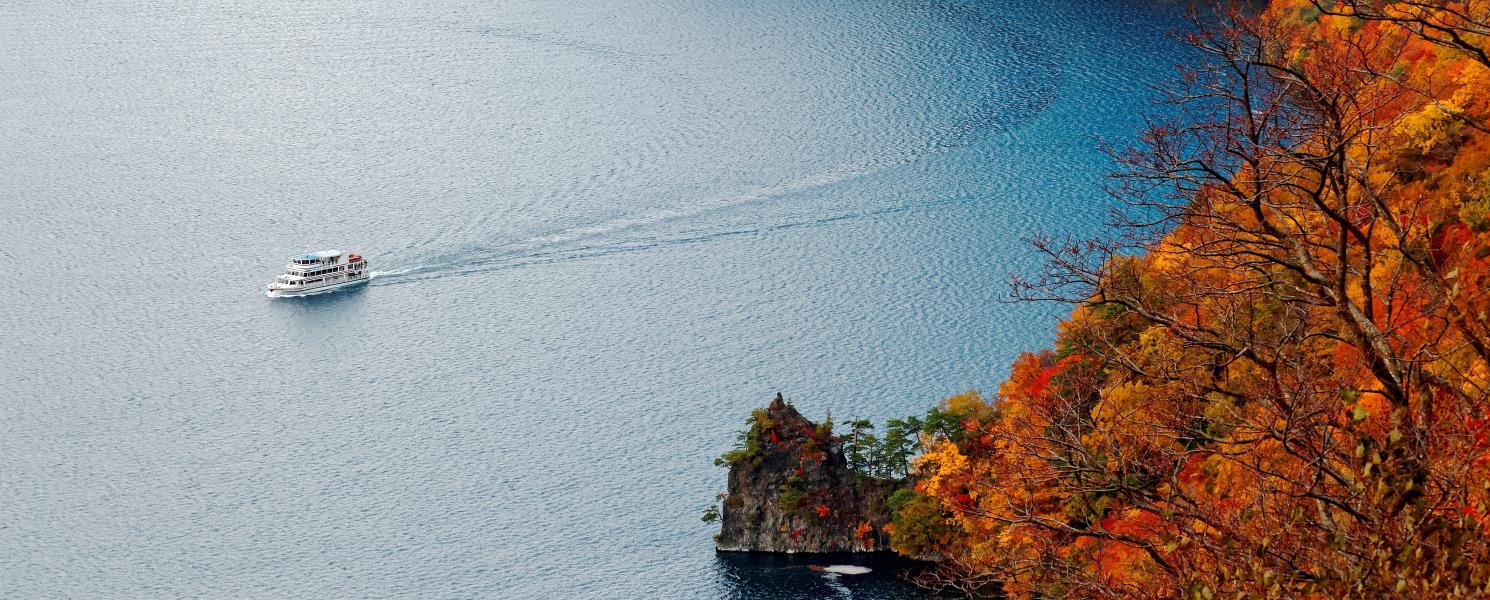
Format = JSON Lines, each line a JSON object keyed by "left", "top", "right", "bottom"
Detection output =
{"left": 266, "top": 250, "right": 369, "bottom": 297}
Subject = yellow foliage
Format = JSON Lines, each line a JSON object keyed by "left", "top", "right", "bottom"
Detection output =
{"left": 1395, "top": 102, "right": 1464, "bottom": 153}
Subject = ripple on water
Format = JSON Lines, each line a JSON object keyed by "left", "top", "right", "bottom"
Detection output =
{"left": 0, "top": 0, "right": 1191, "bottom": 597}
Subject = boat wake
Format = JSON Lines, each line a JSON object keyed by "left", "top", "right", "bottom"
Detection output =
{"left": 367, "top": 158, "right": 987, "bottom": 287}
{"left": 367, "top": 190, "right": 980, "bottom": 287}
{"left": 354, "top": 0, "right": 1058, "bottom": 292}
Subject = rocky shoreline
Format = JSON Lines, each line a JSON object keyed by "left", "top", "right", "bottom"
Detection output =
{"left": 713, "top": 393, "right": 899, "bottom": 553}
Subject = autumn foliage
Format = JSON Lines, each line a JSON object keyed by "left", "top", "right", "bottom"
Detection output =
{"left": 903, "top": 2, "right": 1490, "bottom": 597}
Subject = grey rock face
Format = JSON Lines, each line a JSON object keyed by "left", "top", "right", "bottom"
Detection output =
{"left": 715, "top": 393, "right": 895, "bottom": 553}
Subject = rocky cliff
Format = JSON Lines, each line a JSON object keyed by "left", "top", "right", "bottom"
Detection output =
{"left": 715, "top": 393, "right": 896, "bottom": 553}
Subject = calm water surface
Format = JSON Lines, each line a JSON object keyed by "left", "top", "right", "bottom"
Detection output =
{"left": 0, "top": 1, "right": 1187, "bottom": 597}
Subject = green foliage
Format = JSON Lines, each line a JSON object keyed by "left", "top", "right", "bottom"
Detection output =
{"left": 839, "top": 415, "right": 919, "bottom": 480}
{"left": 919, "top": 393, "right": 994, "bottom": 445}
{"left": 816, "top": 409, "right": 834, "bottom": 439}
{"left": 887, "top": 488, "right": 957, "bottom": 558}
{"left": 703, "top": 491, "right": 729, "bottom": 523}
{"left": 716, "top": 408, "right": 774, "bottom": 467}
{"left": 778, "top": 484, "right": 805, "bottom": 512}
{"left": 838, "top": 408, "right": 962, "bottom": 480}
{"left": 874, "top": 417, "right": 921, "bottom": 479}
{"left": 1088, "top": 300, "right": 1130, "bottom": 322}
{"left": 887, "top": 487, "right": 918, "bottom": 510}
{"left": 1460, "top": 180, "right": 1490, "bottom": 231}
{"left": 842, "top": 418, "right": 876, "bottom": 475}
{"left": 919, "top": 406, "right": 963, "bottom": 443}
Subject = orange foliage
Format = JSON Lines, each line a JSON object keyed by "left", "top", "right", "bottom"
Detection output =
{"left": 904, "top": 2, "right": 1490, "bottom": 597}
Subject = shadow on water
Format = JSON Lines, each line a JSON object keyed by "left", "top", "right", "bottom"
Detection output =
{"left": 713, "top": 552, "right": 927, "bottom": 599}
{"left": 265, "top": 284, "right": 371, "bottom": 330}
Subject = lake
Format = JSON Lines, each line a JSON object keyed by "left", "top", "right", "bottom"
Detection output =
{"left": 0, "top": 0, "right": 1188, "bottom": 596}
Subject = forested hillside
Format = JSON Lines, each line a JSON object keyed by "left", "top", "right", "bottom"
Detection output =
{"left": 902, "top": 2, "right": 1490, "bottom": 597}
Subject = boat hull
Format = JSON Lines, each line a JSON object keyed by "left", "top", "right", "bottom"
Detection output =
{"left": 266, "top": 277, "right": 369, "bottom": 298}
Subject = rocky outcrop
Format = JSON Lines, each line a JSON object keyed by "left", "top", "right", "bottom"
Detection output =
{"left": 715, "top": 393, "right": 897, "bottom": 553}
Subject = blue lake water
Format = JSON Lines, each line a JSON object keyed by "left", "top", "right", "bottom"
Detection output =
{"left": 0, "top": 0, "right": 1188, "bottom": 597}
